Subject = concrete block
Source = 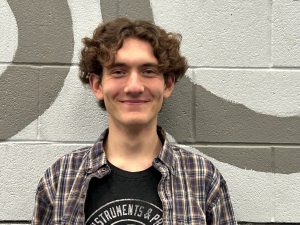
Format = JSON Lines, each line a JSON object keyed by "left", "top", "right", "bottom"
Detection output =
{"left": 273, "top": 147, "right": 300, "bottom": 221}
{"left": 100, "top": 0, "right": 153, "bottom": 22}
{"left": 118, "top": 0, "right": 153, "bottom": 21}
{"left": 192, "top": 68, "right": 300, "bottom": 143}
{"left": 1, "top": 224, "right": 30, "bottom": 225}
{"left": 192, "top": 145, "right": 300, "bottom": 222}
{"left": 238, "top": 223, "right": 296, "bottom": 225}
{"left": 0, "top": 65, "right": 39, "bottom": 140}
{"left": 158, "top": 70, "right": 194, "bottom": 142}
{"left": 0, "top": 0, "right": 18, "bottom": 63}
{"left": 151, "top": 0, "right": 270, "bottom": 67}
{"left": 274, "top": 147, "right": 300, "bottom": 175}
{"left": 39, "top": 66, "right": 71, "bottom": 116}
{"left": 9, "top": 120, "right": 38, "bottom": 141}
{"left": 68, "top": 0, "right": 102, "bottom": 64}
{"left": 100, "top": 0, "right": 118, "bottom": 22}
{"left": 195, "top": 146, "right": 273, "bottom": 173}
{"left": 0, "top": 142, "right": 88, "bottom": 220}
{"left": 274, "top": 171, "right": 300, "bottom": 222}
{"left": 1, "top": 65, "right": 72, "bottom": 140}
{"left": 272, "top": 0, "right": 300, "bottom": 66}
{"left": 223, "top": 169, "right": 274, "bottom": 222}
{"left": 182, "top": 145, "right": 275, "bottom": 222}
{"left": 7, "top": 1, "right": 73, "bottom": 64}
{"left": 39, "top": 66, "right": 108, "bottom": 142}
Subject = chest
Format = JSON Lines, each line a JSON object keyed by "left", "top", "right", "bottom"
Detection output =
{"left": 84, "top": 165, "right": 163, "bottom": 225}
{"left": 59, "top": 167, "right": 208, "bottom": 225}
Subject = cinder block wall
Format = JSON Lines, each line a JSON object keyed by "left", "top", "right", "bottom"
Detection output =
{"left": 0, "top": 0, "right": 299, "bottom": 224}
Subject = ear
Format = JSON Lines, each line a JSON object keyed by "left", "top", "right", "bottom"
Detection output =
{"left": 89, "top": 73, "right": 104, "bottom": 100}
{"left": 163, "top": 75, "right": 175, "bottom": 99}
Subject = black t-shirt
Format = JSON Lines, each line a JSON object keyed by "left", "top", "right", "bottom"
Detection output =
{"left": 84, "top": 161, "right": 163, "bottom": 225}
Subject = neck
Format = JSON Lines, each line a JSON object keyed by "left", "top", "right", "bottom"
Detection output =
{"left": 105, "top": 120, "right": 162, "bottom": 172}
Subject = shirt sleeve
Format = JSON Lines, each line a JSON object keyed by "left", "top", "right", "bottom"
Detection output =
{"left": 206, "top": 169, "right": 237, "bottom": 225}
{"left": 31, "top": 175, "right": 54, "bottom": 225}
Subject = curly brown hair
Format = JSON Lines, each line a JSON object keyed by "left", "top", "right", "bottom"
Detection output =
{"left": 79, "top": 18, "right": 188, "bottom": 109}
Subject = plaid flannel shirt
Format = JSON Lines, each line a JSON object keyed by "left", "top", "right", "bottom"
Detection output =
{"left": 32, "top": 127, "right": 236, "bottom": 225}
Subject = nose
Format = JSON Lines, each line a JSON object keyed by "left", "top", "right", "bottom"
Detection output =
{"left": 124, "top": 70, "right": 144, "bottom": 95}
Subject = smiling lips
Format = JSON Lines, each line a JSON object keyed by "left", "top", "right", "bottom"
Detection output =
{"left": 120, "top": 99, "right": 150, "bottom": 104}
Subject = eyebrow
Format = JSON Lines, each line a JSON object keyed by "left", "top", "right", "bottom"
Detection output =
{"left": 140, "top": 63, "right": 159, "bottom": 68}
{"left": 108, "top": 62, "right": 159, "bottom": 69}
{"left": 107, "top": 63, "right": 127, "bottom": 69}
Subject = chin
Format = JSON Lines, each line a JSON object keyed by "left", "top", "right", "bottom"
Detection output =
{"left": 120, "top": 115, "right": 156, "bottom": 127}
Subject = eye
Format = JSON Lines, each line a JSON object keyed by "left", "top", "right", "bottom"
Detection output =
{"left": 111, "top": 69, "right": 126, "bottom": 77}
{"left": 142, "top": 68, "right": 158, "bottom": 77}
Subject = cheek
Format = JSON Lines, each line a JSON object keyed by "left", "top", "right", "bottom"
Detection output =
{"left": 102, "top": 82, "right": 120, "bottom": 98}
{"left": 149, "top": 79, "right": 166, "bottom": 93}
{"left": 150, "top": 85, "right": 165, "bottom": 98}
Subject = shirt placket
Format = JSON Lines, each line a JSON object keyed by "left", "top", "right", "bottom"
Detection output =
{"left": 66, "top": 165, "right": 111, "bottom": 225}
{"left": 154, "top": 160, "right": 173, "bottom": 225}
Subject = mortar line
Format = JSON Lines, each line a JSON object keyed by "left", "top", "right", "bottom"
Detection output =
{"left": 191, "top": 70, "right": 196, "bottom": 141}
{"left": 270, "top": 146, "right": 276, "bottom": 173}
{"left": 0, "top": 140, "right": 94, "bottom": 145}
{"left": 271, "top": 146, "right": 276, "bottom": 222}
{"left": 37, "top": 70, "right": 40, "bottom": 140}
{"left": 1, "top": 140, "right": 300, "bottom": 147}
{"left": 117, "top": 0, "right": 120, "bottom": 17}
{"left": 1, "top": 62, "right": 300, "bottom": 70}
{"left": 0, "top": 62, "right": 79, "bottom": 67}
{"left": 0, "top": 221, "right": 31, "bottom": 224}
{"left": 269, "top": 0, "right": 274, "bottom": 68}
{"left": 189, "top": 66, "right": 300, "bottom": 70}
{"left": 179, "top": 142, "right": 300, "bottom": 147}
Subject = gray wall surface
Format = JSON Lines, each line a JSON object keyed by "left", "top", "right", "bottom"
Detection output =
{"left": 0, "top": 0, "right": 299, "bottom": 223}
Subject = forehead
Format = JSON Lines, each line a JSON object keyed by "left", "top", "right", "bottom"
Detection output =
{"left": 114, "top": 38, "right": 158, "bottom": 65}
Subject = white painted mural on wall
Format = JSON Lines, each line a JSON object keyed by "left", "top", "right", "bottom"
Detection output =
{"left": 0, "top": 0, "right": 300, "bottom": 223}
{"left": 187, "top": 71, "right": 300, "bottom": 117}
{"left": 0, "top": 0, "right": 18, "bottom": 75}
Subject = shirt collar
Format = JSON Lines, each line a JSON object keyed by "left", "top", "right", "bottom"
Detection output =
{"left": 85, "top": 129, "right": 108, "bottom": 174}
{"left": 156, "top": 126, "right": 177, "bottom": 175}
{"left": 85, "top": 126, "right": 177, "bottom": 175}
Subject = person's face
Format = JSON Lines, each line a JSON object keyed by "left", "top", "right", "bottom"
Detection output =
{"left": 90, "top": 38, "right": 174, "bottom": 128}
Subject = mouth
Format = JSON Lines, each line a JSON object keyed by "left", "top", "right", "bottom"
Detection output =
{"left": 120, "top": 100, "right": 150, "bottom": 104}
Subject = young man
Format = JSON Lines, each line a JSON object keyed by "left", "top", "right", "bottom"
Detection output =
{"left": 32, "top": 18, "right": 236, "bottom": 225}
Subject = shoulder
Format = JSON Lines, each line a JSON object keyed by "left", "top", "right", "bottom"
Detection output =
{"left": 37, "top": 146, "right": 91, "bottom": 191}
{"left": 33, "top": 146, "right": 93, "bottom": 215}
{"left": 168, "top": 144, "right": 236, "bottom": 222}
{"left": 171, "top": 144, "right": 216, "bottom": 170}
{"left": 169, "top": 143, "right": 225, "bottom": 184}
{"left": 170, "top": 143, "right": 231, "bottom": 195}
{"left": 50, "top": 146, "right": 91, "bottom": 173}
